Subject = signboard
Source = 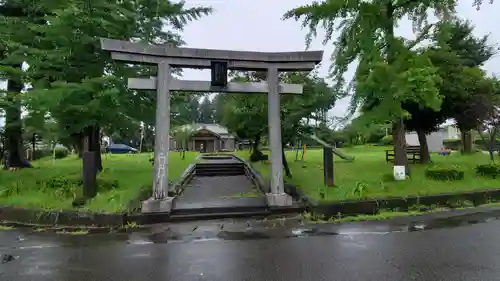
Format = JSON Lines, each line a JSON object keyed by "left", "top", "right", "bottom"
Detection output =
{"left": 197, "top": 129, "right": 212, "bottom": 135}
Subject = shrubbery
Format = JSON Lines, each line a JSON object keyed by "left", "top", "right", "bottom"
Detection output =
{"left": 32, "top": 174, "right": 119, "bottom": 199}
{"left": 379, "top": 135, "right": 393, "bottom": 145}
{"left": 32, "top": 149, "right": 52, "bottom": 160}
{"left": 31, "top": 147, "right": 69, "bottom": 160}
{"left": 54, "top": 148, "right": 69, "bottom": 159}
{"left": 474, "top": 139, "right": 500, "bottom": 151}
{"left": 476, "top": 163, "right": 500, "bottom": 178}
{"left": 443, "top": 139, "right": 461, "bottom": 150}
{"left": 425, "top": 166, "right": 464, "bottom": 181}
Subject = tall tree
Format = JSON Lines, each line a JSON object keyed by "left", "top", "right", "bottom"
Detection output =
{"left": 172, "top": 125, "right": 195, "bottom": 159}
{"left": 22, "top": 0, "right": 212, "bottom": 171}
{"left": 198, "top": 96, "right": 215, "bottom": 123}
{"left": 213, "top": 93, "right": 228, "bottom": 124}
{"left": 435, "top": 20, "right": 497, "bottom": 153}
{"left": 402, "top": 101, "right": 446, "bottom": 163}
{"left": 473, "top": 77, "right": 499, "bottom": 161}
{"left": 0, "top": 0, "right": 49, "bottom": 169}
{"left": 283, "top": 0, "right": 491, "bottom": 173}
{"left": 173, "top": 94, "right": 200, "bottom": 125}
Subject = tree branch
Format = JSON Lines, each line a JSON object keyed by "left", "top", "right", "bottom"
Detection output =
{"left": 406, "top": 23, "right": 435, "bottom": 51}
{"left": 393, "top": 0, "right": 415, "bottom": 10}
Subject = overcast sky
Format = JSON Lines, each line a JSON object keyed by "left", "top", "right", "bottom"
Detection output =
{"left": 180, "top": 0, "right": 500, "bottom": 118}
{"left": 1, "top": 0, "right": 499, "bottom": 120}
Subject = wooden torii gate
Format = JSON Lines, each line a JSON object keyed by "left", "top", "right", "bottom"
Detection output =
{"left": 100, "top": 38, "right": 323, "bottom": 212}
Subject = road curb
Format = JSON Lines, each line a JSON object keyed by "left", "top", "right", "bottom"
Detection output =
{"left": 3, "top": 188, "right": 500, "bottom": 229}
{"left": 0, "top": 206, "right": 125, "bottom": 229}
{"left": 0, "top": 204, "right": 306, "bottom": 229}
{"left": 310, "top": 188, "right": 500, "bottom": 218}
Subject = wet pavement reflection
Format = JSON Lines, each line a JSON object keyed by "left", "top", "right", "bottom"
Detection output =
{"left": 2, "top": 208, "right": 500, "bottom": 280}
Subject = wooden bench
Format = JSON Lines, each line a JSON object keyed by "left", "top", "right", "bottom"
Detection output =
{"left": 385, "top": 146, "right": 421, "bottom": 164}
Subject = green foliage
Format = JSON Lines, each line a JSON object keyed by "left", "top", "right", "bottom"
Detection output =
{"left": 474, "top": 138, "right": 500, "bottom": 150}
{"left": 425, "top": 167, "right": 465, "bottom": 181}
{"left": 173, "top": 95, "right": 201, "bottom": 125}
{"left": 283, "top": 0, "right": 494, "bottom": 166}
{"left": 198, "top": 97, "right": 215, "bottom": 123}
{"left": 221, "top": 71, "right": 338, "bottom": 143}
{"left": 443, "top": 139, "right": 461, "bottom": 150}
{"left": 54, "top": 148, "right": 69, "bottom": 159}
{"left": 314, "top": 124, "right": 347, "bottom": 146}
{"left": 33, "top": 149, "right": 52, "bottom": 160}
{"left": 172, "top": 125, "right": 195, "bottom": 150}
{"left": 32, "top": 147, "right": 69, "bottom": 160}
{"left": 35, "top": 174, "right": 119, "bottom": 199}
{"left": 379, "top": 135, "right": 393, "bottom": 146}
{"left": 342, "top": 115, "right": 391, "bottom": 145}
{"left": 352, "top": 182, "right": 368, "bottom": 198}
{"left": 432, "top": 20, "right": 497, "bottom": 137}
{"left": 476, "top": 163, "right": 500, "bottom": 178}
{"left": 2, "top": 0, "right": 212, "bottom": 164}
{"left": 283, "top": 0, "right": 454, "bottom": 121}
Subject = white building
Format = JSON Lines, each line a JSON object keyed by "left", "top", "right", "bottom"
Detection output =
{"left": 405, "top": 120, "right": 460, "bottom": 152}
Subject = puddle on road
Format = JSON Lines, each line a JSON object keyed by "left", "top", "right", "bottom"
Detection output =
{"left": 126, "top": 210, "right": 500, "bottom": 244}
{"left": 291, "top": 228, "right": 339, "bottom": 237}
{"left": 407, "top": 213, "right": 500, "bottom": 232}
{"left": 217, "top": 230, "right": 272, "bottom": 240}
{"left": 4, "top": 210, "right": 500, "bottom": 249}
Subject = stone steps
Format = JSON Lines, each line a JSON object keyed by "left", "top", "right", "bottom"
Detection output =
{"left": 195, "top": 162, "right": 246, "bottom": 177}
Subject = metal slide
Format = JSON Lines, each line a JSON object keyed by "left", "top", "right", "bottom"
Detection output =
{"left": 306, "top": 134, "right": 355, "bottom": 161}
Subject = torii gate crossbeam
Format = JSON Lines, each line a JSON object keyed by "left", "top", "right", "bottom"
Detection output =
{"left": 100, "top": 38, "right": 323, "bottom": 213}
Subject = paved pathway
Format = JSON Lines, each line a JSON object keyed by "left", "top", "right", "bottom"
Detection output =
{"left": 178, "top": 176, "right": 256, "bottom": 200}
{"left": 172, "top": 156, "right": 267, "bottom": 211}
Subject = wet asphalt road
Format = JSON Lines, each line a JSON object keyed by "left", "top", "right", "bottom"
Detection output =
{"left": 2, "top": 211, "right": 500, "bottom": 281}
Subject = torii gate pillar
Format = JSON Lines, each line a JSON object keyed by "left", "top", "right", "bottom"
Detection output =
{"left": 100, "top": 38, "right": 323, "bottom": 212}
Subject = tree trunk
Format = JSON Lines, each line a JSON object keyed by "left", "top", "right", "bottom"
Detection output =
{"left": 488, "top": 133, "right": 496, "bottom": 162}
{"left": 4, "top": 79, "right": 30, "bottom": 169}
{"left": 90, "top": 125, "right": 103, "bottom": 172}
{"left": 461, "top": 130, "right": 473, "bottom": 154}
{"left": 488, "top": 149, "right": 494, "bottom": 162}
{"left": 282, "top": 147, "right": 291, "bottom": 178}
{"left": 416, "top": 128, "right": 430, "bottom": 164}
{"left": 72, "top": 133, "right": 84, "bottom": 158}
{"left": 385, "top": 2, "right": 408, "bottom": 174}
{"left": 82, "top": 125, "right": 103, "bottom": 172}
{"left": 392, "top": 119, "right": 409, "bottom": 172}
{"left": 250, "top": 132, "right": 261, "bottom": 157}
{"left": 183, "top": 140, "right": 187, "bottom": 159}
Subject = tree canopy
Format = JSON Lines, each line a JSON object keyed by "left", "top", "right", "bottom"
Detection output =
{"left": 0, "top": 0, "right": 212, "bottom": 168}
{"left": 283, "top": 0, "right": 494, "bottom": 168}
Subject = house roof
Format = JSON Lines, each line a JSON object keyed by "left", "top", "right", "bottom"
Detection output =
{"left": 438, "top": 119, "right": 456, "bottom": 128}
{"left": 178, "top": 123, "right": 234, "bottom": 138}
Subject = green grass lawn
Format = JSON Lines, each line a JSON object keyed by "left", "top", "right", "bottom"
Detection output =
{"left": 242, "top": 145, "right": 500, "bottom": 202}
{"left": 3, "top": 146, "right": 499, "bottom": 213}
{"left": 0, "top": 152, "right": 197, "bottom": 213}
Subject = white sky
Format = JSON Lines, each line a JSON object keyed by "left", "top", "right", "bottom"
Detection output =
{"left": 1, "top": 0, "right": 499, "bottom": 121}
{"left": 180, "top": 0, "right": 500, "bottom": 118}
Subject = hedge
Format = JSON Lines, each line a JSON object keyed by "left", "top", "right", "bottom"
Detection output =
{"left": 443, "top": 139, "right": 461, "bottom": 150}
{"left": 31, "top": 148, "right": 69, "bottom": 160}
{"left": 379, "top": 135, "right": 393, "bottom": 146}
{"left": 476, "top": 163, "right": 500, "bottom": 178}
{"left": 425, "top": 166, "right": 464, "bottom": 181}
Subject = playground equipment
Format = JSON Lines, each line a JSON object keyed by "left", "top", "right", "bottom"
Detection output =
{"left": 306, "top": 134, "right": 355, "bottom": 161}
{"left": 294, "top": 142, "right": 307, "bottom": 161}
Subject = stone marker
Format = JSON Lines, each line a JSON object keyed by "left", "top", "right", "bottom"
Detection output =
{"left": 323, "top": 147, "right": 334, "bottom": 187}
{"left": 82, "top": 151, "right": 97, "bottom": 198}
